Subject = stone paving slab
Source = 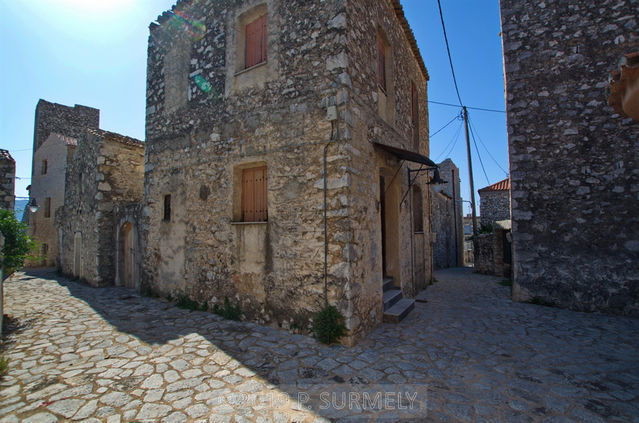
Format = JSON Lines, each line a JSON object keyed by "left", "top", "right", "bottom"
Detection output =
{"left": 1, "top": 268, "right": 638, "bottom": 422}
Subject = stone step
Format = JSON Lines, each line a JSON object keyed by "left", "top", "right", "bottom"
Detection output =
{"left": 383, "top": 298, "right": 415, "bottom": 323}
{"left": 383, "top": 289, "right": 402, "bottom": 311}
{"left": 382, "top": 276, "right": 394, "bottom": 292}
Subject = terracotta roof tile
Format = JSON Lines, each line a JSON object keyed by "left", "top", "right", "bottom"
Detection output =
{"left": 0, "top": 149, "right": 15, "bottom": 162}
{"left": 478, "top": 178, "right": 510, "bottom": 192}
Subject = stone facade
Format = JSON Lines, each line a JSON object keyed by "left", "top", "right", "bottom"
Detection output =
{"left": 143, "top": 0, "right": 432, "bottom": 344}
{"left": 474, "top": 224, "right": 512, "bottom": 278}
{"left": 58, "top": 129, "right": 144, "bottom": 287}
{"left": 28, "top": 133, "right": 77, "bottom": 267}
{"left": 478, "top": 178, "right": 510, "bottom": 227}
{"left": 500, "top": 0, "right": 639, "bottom": 315}
{"left": 431, "top": 159, "right": 463, "bottom": 269}
{"left": 0, "top": 149, "right": 15, "bottom": 211}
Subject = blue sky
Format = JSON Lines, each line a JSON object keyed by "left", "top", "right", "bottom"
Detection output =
{"left": 0, "top": 0, "right": 508, "bottom": 215}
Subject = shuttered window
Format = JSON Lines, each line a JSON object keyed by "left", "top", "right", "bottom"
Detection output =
{"left": 241, "top": 166, "right": 268, "bottom": 222}
{"left": 378, "top": 35, "right": 387, "bottom": 91}
{"left": 163, "top": 194, "right": 171, "bottom": 222}
{"left": 245, "top": 14, "right": 267, "bottom": 69}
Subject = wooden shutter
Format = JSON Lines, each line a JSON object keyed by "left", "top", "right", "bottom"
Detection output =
{"left": 378, "top": 35, "right": 386, "bottom": 91}
{"left": 242, "top": 166, "right": 268, "bottom": 222}
{"left": 245, "top": 14, "right": 267, "bottom": 68}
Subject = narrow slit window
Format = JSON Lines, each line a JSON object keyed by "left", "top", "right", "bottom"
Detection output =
{"left": 44, "top": 197, "right": 51, "bottom": 218}
{"left": 163, "top": 194, "right": 171, "bottom": 222}
{"left": 377, "top": 35, "right": 387, "bottom": 91}
{"left": 42, "top": 159, "right": 48, "bottom": 175}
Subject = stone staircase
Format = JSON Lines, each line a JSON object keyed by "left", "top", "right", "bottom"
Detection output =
{"left": 382, "top": 276, "right": 415, "bottom": 323}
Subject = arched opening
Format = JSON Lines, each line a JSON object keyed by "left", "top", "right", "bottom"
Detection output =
{"left": 120, "top": 222, "right": 136, "bottom": 289}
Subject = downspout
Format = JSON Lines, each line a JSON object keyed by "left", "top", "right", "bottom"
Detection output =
{"left": 452, "top": 168, "right": 458, "bottom": 267}
{"left": 323, "top": 107, "right": 339, "bottom": 307}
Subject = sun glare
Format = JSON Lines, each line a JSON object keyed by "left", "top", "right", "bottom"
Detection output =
{"left": 59, "top": 0, "right": 132, "bottom": 14}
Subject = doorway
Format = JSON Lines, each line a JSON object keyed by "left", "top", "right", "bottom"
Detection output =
{"left": 379, "top": 168, "right": 400, "bottom": 284}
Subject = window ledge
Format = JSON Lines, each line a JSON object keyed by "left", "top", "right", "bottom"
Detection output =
{"left": 231, "top": 221, "right": 268, "bottom": 225}
{"left": 234, "top": 61, "right": 268, "bottom": 77}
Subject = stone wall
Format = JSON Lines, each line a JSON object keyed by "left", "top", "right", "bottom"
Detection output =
{"left": 474, "top": 228, "right": 511, "bottom": 278}
{"left": 28, "top": 134, "right": 76, "bottom": 267}
{"left": 431, "top": 159, "right": 463, "bottom": 269}
{"left": 33, "top": 100, "right": 99, "bottom": 155}
{"left": 0, "top": 150, "right": 15, "bottom": 211}
{"left": 479, "top": 190, "right": 510, "bottom": 227}
{"left": 143, "top": 0, "right": 430, "bottom": 343}
{"left": 59, "top": 130, "right": 144, "bottom": 287}
{"left": 500, "top": 0, "right": 639, "bottom": 315}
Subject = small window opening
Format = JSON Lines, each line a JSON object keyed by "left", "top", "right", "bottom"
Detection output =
{"left": 41, "top": 159, "right": 48, "bottom": 175}
{"left": 163, "top": 194, "right": 171, "bottom": 222}
{"left": 44, "top": 197, "right": 51, "bottom": 218}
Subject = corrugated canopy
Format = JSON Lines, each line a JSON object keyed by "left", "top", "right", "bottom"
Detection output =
{"left": 373, "top": 142, "right": 437, "bottom": 167}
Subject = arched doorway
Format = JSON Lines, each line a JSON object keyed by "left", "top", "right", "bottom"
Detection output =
{"left": 121, "top": 222, "right": 136, "bottom": 289}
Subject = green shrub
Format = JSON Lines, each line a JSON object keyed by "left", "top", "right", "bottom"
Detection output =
{"left": 499, "top": 279, "right": 513, "bottom": 287}
{"left": 175, "top": 294, "right": 206, "bottom": 312}
{"left": 479, "top": 223, "right": 494, "bottom": 234}
{"left": 312, "top": 304, "right": 347, "bottom": 344}
{"left": 212, "top": 297, "right": 241, "bottom": 321}
{"left": 0, "top": 356, "right": 9, "bottom": 377}
{"left": 0, "top": 210, "right": 37, "bottom": 279}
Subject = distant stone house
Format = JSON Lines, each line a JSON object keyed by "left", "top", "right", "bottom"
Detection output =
{"left": 58, "top": 129, "right": 144, "bottom": 287}
{"left": 430, "top": 159, "right": 463, "bottom": 269}
{"left": 142, "top": 0, "right": 434, "bottom": 344}
{"left": 0, "top": 150, "right": 15, "bottom": 211}
{"left": 28, "top": 133, "right": 78, "bottom": 266}
{"left": 26, "top": 99, "right": 100, "bottom": 266}
{"left": 478, "top": 177, "right": 510, "bottom": 227}
{"left": 500, "top": 0, "right": 639, "bottom": 314}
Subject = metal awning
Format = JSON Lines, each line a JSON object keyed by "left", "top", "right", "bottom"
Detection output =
{"left": 373, "top": 142, "right": 437, "bottom": 167}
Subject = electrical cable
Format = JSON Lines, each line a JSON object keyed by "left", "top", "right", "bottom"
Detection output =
{"left": 468, "top": 116, "right": 490, "bottom": 185}
{"left": 467, "top": 115, "right": 509, "bottom": 177}
{"left": 435, "top": 118, "right": 463, "bottom": 162}
{"left": 437, "top": 0, "right": 463, "bottom": 106}
{"left": 430, "top": 112, "right": 461, "bottom": 138}
{"left": 428, "top": 100, "right": 505, "bottom": 114}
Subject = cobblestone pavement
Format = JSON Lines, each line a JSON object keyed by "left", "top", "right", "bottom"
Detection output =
{"left": 1, "top": 268, "right": 638, "bottom": 422}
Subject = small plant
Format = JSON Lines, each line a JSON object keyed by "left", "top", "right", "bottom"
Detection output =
{"left": 312, "top": 304, "right": 347, "bottom": 345}
{"left": 499, "top": 279, "right": 513, "bottom": 287}
{"left": 0, "top": 356, "right": 9, "bottom": 377}
{"left": 175, "top": 294, "right": 205, "bottom": 312}
{"left": 479, "top": 223, "right": 494, "bottom": 234}
{"left": 212, "top": 297, "right": 241, "bottom": 321}
{"left": 141, "top": 286, "right": 158, "bottom": 298}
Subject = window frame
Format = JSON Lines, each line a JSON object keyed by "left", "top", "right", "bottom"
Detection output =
{"left": 240, "top": 165, "right": 268, "bottom": 223}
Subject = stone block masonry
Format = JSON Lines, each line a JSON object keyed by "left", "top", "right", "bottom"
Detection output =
{"left": 500, "top": 0, "right": 639, "bottom": 315}
{"left": 0, "top": 149, "right": 16, "bottom": 211}
{"left": 143, "top": 0, "right": 432, "bottom": 344}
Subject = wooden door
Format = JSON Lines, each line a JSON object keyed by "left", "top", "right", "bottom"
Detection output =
{"left": 122, "top": 223, "right": 135, "bottom": 288}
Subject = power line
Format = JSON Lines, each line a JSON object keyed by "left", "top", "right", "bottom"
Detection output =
{"left": 428, "top": 100, "right": 505, "bottom": 114}
{"left": 467, "top": 115, "right": 509, "bottom": 177}
{"left": 468, "top": 115, "right": 490, "bottom": 185}
{"left": 430, "top": 112, "right": 461, "bottom": 138}
{"left": 436, "top": 0, "right": 463, "bottom": 106}
{"left": 435, "top": 118, "right": 463, "bottom": 162}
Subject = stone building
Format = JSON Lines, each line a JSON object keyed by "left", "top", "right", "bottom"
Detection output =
{"left": 28, "top": 133, "right": 78, "bottom": 266}
{"left": 478, "top": 177, "right": 510, "bottom": 227}
{"left": 430, "top": 158, "right": 463, "bottom": 268}
{"left": 143, "top": 0, "right": 433, "bottom": 344}
{"left": 58, "top": 129, "right": 144, "bottom": 287}
{"left": 26, "top": 100, "right": 100, "bottom": 266}
{"left": 500, "top": 0, "right": 639, "bottom": 315}
{"left": 0, "top": 150, "right": 16, "bottom": 211}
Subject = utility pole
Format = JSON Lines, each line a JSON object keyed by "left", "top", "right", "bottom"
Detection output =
{"left": 463, "top": 106, "right": 479, "bottom": 236}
